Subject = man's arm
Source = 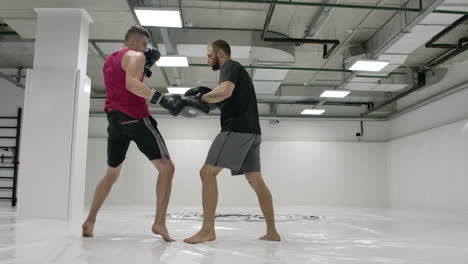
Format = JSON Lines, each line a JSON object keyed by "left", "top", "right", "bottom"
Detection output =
{"left": 122, "top": 51, "right": 153, "bottom": 99}
{"left": 201, "top": 81, "right": 235, "bottom": 103}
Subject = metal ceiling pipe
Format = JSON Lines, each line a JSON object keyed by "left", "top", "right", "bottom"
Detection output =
{"left": 188, "top": 64, "right": 410, "bottom": 76}
{"left": 89, "top": 40, "right": 107, "bottom": 60}
{"left": 145, "top": 23, "right": 340, "bottom": 59}
{"left": 387, "top": 78, "right": 468, "bottom": 120}
{"left": 261, "top": 0, "right": 277, "bottom": 40}
{"left": 176, "top": 26, "right": 340, "bottom": 58}
{"left": 363, "top": 72, "right": 426, "bottom": 115}
{"left": 90, "top": 95, "right": 374, "bottom": 107}
{"left": 433, "top": 9, "right": 468, "bottom": 15}
{"left": 262, "top": 37, "right": 339, "bottom": 45}
{"left": 89, "top": 111, "right": 387, "bottom": 121}
{"left": 299, "top": 0, "right": 343, "bottom": 58}
{"left": 218, "top": 0, "right": 424, "bottom": 12}
{"left": 256, "top": 99, "right": 374, "bottom": 108}
{"left": 364, "top": 85, "right": 420, "bottom": 115}
{"left": 305, "top": 0, "right": 338, "bottom": 38}
{"left": 185, "top": 26, "right": 289, "bottom": 38}
{"left": 257, "top": 0, "right": 340, "bottom": 59}
{"left": 425, "top": 15, "right": 468, "bottom": 49}
{"left": 426, "top": 42, "right": 468, "bottom": 67}
{"left": 302, "top": 1, "right": 342, "bottom": 59}
{"left": 189, "top": 63, "right": 353, "bottom": 73}
{"left": 427, "top": 36, "right": 468, "bottom": 49}
{"left": 261, "top": 37, "right": 340, "bottom": 59}
{"left": 178, "top": 0, "right": 186, "bottom": 29}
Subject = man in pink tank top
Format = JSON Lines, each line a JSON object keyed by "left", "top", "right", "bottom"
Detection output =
{"left": 82, "top": 25, "right": 175, "bottom": 242}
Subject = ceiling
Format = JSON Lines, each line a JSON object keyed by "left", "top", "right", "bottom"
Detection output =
{"left": 1, "top": 0, "right": 468, "bottom": 118}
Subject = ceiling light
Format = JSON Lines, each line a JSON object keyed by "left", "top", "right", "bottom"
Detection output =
{"left": 167, "top": 87, "right": 191, "bottom": 94}
{"left": 156, "top": 56, "right": 188, "bottom": 67}
{"left": 134, "top": 8, "right": 182, "bottom": 28}
{"left": 301, "top": 109, "right": 325, "bottom": 115}
{"left": 349, "top": 60, "right": 389, "bottom": 72}
{"left": 320, "top": 90, "right": 351, "bottom": 98}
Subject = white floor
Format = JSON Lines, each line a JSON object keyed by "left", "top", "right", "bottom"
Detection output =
{"left": 1, "top": 206, "right": 468, "bottom": 264}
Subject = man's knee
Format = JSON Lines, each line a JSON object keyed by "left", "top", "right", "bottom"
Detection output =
{"left": 154, "top": 159, "right": 175, "bottom": 176}
{"left": 164, "top": 160, "right": 175, "bottom": 176}
{"left": 245, "top": 172, "right": 263, "bottom": 188}
{"left": 199, "top": 165, "right": 218, "bottom": 182}
{"left": 166, "top": 160, "right": 175, "bottom": 174}
{"left": 199, "top": 166, "right": 209, "bottom": 181}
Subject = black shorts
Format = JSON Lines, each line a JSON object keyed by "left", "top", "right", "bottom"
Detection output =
{"left": 106, "top": 110, "right": 170, "bottom": 167}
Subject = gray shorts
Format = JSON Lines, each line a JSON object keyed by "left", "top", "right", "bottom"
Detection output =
{"left": 205, "top": 132, "right": 261, "bottom": 176}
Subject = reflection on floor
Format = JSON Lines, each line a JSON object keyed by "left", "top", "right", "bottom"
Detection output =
{"left": 1, "top": 206, "right": 468, "bottom": 264}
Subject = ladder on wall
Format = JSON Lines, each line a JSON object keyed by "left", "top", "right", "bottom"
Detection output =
{"left": 0, "top": 108, "right": 22, "bottom": 206}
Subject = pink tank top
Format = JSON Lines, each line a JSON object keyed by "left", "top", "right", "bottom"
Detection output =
{"left": 103, "top": 48, "right": 150, "bottom": 119}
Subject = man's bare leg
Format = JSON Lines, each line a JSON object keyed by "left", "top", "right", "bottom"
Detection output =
{"left": 184, "top": 164, "right": 223, "bottom": 244}
{"left": 151, "top": 158, "right": 175, "bottom": 242}
{"left": 245, "top": 172, "right": 281, "bottom": 241}
{"left": 82, "top": 164, "right": 123, "bottom": 237}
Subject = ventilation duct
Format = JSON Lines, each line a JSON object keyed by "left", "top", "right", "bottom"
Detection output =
{"left": 342, "top": 0, "right": 466, "bottom": 93}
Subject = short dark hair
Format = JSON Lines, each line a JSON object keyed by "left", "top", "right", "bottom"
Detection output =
{"left": 209, "top": 39, "right": 231, "bottom": 56}
{"left": 125, "top": 25, "right": 150, "bottom": 42}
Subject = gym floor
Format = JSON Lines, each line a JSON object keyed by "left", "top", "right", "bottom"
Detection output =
{"left": 1, "top": 206, "right": 467, "bottom": 264}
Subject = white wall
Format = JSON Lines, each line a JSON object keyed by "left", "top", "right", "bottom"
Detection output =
{"left": 387, "top": 81, "right": 468, "bottom": 211}
{"left": 85, "top": 117, "right": 388, "bottom": 208}
{"left": 387, "top": 119, "right": 468, "bottom": 210}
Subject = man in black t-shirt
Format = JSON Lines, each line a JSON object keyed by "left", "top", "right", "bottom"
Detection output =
{"left": 184, "top": 40, "right": 281, "bottom": 244}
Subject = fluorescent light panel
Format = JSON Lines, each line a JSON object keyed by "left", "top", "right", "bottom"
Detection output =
{"left": 301, "top": 109, "right": 325, "bottom": 115}
{"left": 135, "top": 8, "right": 182, "bottom": 28}
{"left": 349, "top": 60, "right": 389, "bottom": 72}
{"left": 167, "top": 87, "right": 191, "bottom": 94}
{"left": 320, "top": 90, "right": 350, "bottom": 98}
{"left": 156, "top": 56, "right": 188, "bottom": 67}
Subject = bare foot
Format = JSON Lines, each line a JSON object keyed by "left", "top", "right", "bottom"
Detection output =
{"left": 183, "top": 230, "right": 216, "bottom": 244}
{"left": 152, "top": 224, "right": 175, "bottom": 242}
{"left": 82, "top": 220, "right": 95, "bottom": 237}
{"left": 259, "top": 232, "right": 281, "bottom": 241}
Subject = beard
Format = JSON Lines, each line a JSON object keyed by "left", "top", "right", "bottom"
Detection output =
{"left": 211, "top": 55, "right": 220, "bottom": 71}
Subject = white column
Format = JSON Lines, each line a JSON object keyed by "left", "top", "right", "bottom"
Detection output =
{"left": 17, "top": 9, "right": 93, "bottom": 220}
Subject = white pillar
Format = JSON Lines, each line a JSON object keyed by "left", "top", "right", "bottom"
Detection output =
{"left": 17, "top": 9, "right": 93, "bottom": 220}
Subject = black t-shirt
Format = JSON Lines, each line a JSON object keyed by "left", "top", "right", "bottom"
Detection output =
{"left": 218, "top": 60, "right": 261, "bottom": 134}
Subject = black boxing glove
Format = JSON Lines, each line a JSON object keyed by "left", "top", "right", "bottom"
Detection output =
{"left": 144, "top": 48, "right": 161, "bottom": 78}
{"left": 150, "top": 89, "right": 186, "bottom": 116}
